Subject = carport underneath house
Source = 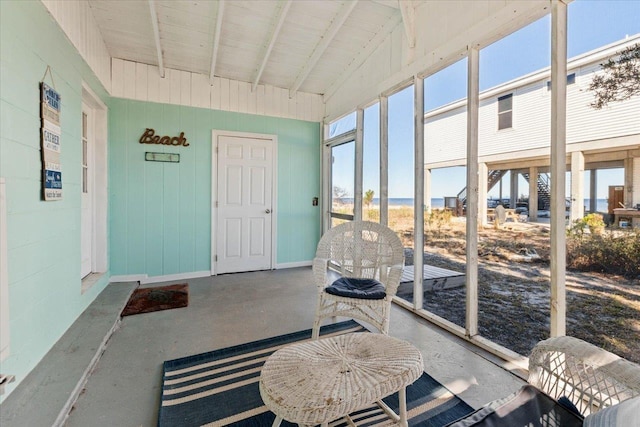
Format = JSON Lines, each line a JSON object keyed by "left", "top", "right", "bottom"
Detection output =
{"left": 2, "top": 0, "right": 640, "bottom": 404}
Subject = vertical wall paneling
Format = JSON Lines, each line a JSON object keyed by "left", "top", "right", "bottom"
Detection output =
{"left": 109, "top": 99, "right": 321, "bottom": 277}
{"left": 256, "top": 85, "right": 265, "bottom": 115}
{"left": 248, "top": 83, "right": 257, "bottom": 114}
{"left": 296, "top": 94, "right": 305, "bottom": 121}
{"left": 157, "top": 70, "right": 170, "bottom": 104}
{"left": 264, "top": 85, "right": 274, "bottom": 116}
{"left": 41, "top": 0, "right": 111, "bottom": 90}
{"left": 169, "top": 68, "right": 181, "bottom": 104}
{"left": 135, "top": 62, "right": 148, "bottom": 101}
{"left": 111, "top": 58, "right": 124, "bottom": 98}
{"left": 123, "top": 60, "right": 136, "bottom": 98}
{"left": 228, "top": 79, "right": 239, "bottom": 112}
{"left": 288, "top": 93, "right": 297, "bottom": 119}
{"left": 109, "top": 59, "right": 324, "bottom": 121}
{"left": 0, "top": 179, "right": 9, "bottom": 362}
{"left": 238, "top": 81, "right": 249, "bottom": 113}
{"left": 210, "top": 77, "right": 221, "bottom": 110}
{"left": 180, "top": 71, "right": 191, "bottom": 106}
{"left": 191, "top": 73, "right": 210, "bottom": 109}
{"left": 1, "top": 0, "right": 111, "bottom": 400}
{"left": 229, "top": 80, "right": 239, "bottom": 111}
{"left": 423, "top": 37, "right": 640, "bottom": 166}
{"left": 279, "top": 88, "right": 288, "bottom": 118}
{"left": 271, "top": 87, "right": 280, "bottom": 118}
{"left": 147, "top": 65, "right": 161, "bottom": 103}
{"left": 220, "top": 77, "right": 230, "bottom": 111}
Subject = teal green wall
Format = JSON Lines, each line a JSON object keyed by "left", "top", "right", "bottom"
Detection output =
{"left": 109, "top": 99, "right": 321, "bottom": 276}
{"left": 0, "top": 1, "right": 110, "bottom": 400}
{"left": 0, "top": 0, "right": 321, "bottom": 403}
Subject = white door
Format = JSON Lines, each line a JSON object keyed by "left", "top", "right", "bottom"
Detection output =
{"left": 215, "top": 134, "right": 274, "bottom": 274}
{"left": 80, "top": 105, "right": 93, "bottom": 278}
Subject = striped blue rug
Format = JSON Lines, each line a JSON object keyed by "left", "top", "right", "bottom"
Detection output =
{"left": 159, "top": 321, "right": 474, "bottom": 426}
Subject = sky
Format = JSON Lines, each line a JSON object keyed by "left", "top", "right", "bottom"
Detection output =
{"left": 330, "top": 0, "right": 640, "bottom": 200}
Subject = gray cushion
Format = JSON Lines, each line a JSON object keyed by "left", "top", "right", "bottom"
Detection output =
{"left": 325, "top": 277, "right": 386, "bottom": 300}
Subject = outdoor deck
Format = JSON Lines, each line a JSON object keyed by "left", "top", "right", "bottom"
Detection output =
{"left": 401, "top": 264, "right": 466, "bottom": 291}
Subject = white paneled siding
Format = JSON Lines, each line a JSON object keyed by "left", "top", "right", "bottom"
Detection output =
{"left": 424, "top": 37, "right": 640, "bottom": 166}
{"left": 111, "top": 59, "right": 324, "bottom": 122}
{"left": 425, "top": 106, "right": 467, "bottom": 164}
{"left": 41, "top": 0, "right": 111, "bottom": 90}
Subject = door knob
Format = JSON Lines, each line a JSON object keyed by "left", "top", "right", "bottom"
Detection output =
{"left": 265, "top": 209, "right": 271, "bottom": 214}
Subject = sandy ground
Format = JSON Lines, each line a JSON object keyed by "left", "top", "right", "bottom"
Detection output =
{"left": 392, "top": 214, "right": 640, "bottom": 363}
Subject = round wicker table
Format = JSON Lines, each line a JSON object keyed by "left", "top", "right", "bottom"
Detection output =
{"left": 259, "top": 332, "right": 424, "bottom": 427}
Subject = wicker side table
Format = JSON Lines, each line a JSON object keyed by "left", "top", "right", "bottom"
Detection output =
{"left": 259, "top": 333, "right": 424, "bottom": 427}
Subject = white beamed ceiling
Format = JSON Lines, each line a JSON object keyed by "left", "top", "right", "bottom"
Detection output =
{"left": 88, "top": 0, "right": 399, "bottom": 97}
{"left": 44, "top": 0, "right": 554, "bottom": 121}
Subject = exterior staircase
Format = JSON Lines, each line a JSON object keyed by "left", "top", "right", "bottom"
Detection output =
{"left": 456, "top": 170, "right": 551, "bottom": 210}
{"left": 456, "top": 169, "right": 508, "bottom": 207}
{"left": 522, "top": 172, "right": 552, "bottom": 210}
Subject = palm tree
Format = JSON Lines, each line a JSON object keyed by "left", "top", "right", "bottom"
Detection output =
{"left": 364, "top": 189, "right": 375, "bottom": 210}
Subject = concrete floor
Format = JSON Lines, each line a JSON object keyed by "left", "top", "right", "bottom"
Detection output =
{"left": 1, "top": 267, "right": 525, "bottom": 427}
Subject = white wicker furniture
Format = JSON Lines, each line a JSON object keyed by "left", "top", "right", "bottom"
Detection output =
{"left": 259, "top": 333, "right": 423, "bottom": 427}
{"left": 312, "top": 221, "right": 404, "bottom": 339}
{"left": 528, "top": 336, "right": 640, "bottom": 417}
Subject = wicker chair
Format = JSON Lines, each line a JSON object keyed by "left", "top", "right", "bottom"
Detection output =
{"left": 447, "top": 336, "right": 640, "bottom": 426}
{"left": 528, "top": 335, "right": 640, "bottom": 417}
{"left": 311, "top": 221, "right": 404, "bottom": 340}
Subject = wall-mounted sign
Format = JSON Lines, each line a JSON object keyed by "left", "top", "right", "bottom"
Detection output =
{"left": 139, "top": 128, "right": 189, "bottom": 146}
{"left": 40, "top": 81, "right": 62, "bottom": 200}
{"left": 41, "top": 82, "right": 60, "bottom": 125}
{"left": 145, "top": 152, "right": 180, "bottom": 163}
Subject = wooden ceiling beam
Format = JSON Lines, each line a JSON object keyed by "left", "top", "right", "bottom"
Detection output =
{"left": 148, "top": 0, "right": 165, "bottom": 77}
{"left": 209, "top": 0, "right": 225, "bottom": 84}
{"left": 252, "top": 0, "right": 292, "bottom": 92}
{"left": 371, "top": 0, "right": 400, "bottom": 9}
{"left": 398, "top": 0, "right": 416, "bottom": 48}
{"left": 324, "top": 13, "right": 402, "bottom": 102}
{"left": 289, "top": 0, "right": 358, "bottom": 97}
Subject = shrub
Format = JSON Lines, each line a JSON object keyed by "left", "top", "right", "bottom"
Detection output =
{"left": 569, "top": 213, "right": 605, "bottom": 236}
{"left": 567, "top": 229, "right": 640, "bottom": 278}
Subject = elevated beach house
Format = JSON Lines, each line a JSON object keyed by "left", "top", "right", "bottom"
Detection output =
{"left": 423, "top": 35, "right": 640, "bottom": 223}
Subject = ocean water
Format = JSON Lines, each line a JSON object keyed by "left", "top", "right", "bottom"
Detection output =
{"left": 363, "top": 198, "right": 610, "bottom": 212}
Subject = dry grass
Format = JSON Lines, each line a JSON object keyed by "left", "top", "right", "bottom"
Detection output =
{"left": 372, "top": 206, "right": 640, "bottom": 363}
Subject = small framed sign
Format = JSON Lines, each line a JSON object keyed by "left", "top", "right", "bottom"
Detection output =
{"left": 145, "top": 152, "right": 180, "bottom": 163}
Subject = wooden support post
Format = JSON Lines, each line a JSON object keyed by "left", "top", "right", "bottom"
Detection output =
{"left": 424, "top": 167, "right": 432, "bottom": 214}
{"left": 510, "top": 169, "right": 518, "bottom": 209}
{"left": 570, "top": 151, "right": 585, "bottom": 222}
{"left": 354, "top": 109, "right": 364, "bottom": 221}
{"left": 479, "top": 163, "right": 488, "bottom": 227}
{"left": 589, "top": 170, "right": 597, "bottom": 213}
{"left": 624, "top": 157, "right": 633, "bottom": 207}
{"left": 466, "top": 46, "right": 480, "bottom": 337}
{"left": 530, "top": 167, "right": 539, "bottom": 221}
{"left": 322, "top": 123, "right": 331, "bottom": 233}
{"left": 414, "top": 77, "right": 425, "bottom": 311}
{"left": 550, "top": 0, "right": 568, "bottom": 338}
{"left": 380, "top": 96, "right": 389, "bottom": 226}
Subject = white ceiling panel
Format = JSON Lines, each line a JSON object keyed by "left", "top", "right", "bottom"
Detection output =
{"left": 87, "top": 0, "right": 402, "bottom": 95}
{"left": 85, "top": 0, "right": 548, "bottom": 99}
